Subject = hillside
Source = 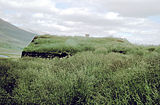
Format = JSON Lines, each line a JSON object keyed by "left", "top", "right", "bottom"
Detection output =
{"left": 0, "top": 35, "right": 159, "bottom": 104}
{"left": 0, "top": 18, "right": 35, "bottom": 57}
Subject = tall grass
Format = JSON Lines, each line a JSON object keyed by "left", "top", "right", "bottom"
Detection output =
{"left": 0, "top": 50, "right": 159, "bottom": 104}
{"left": 0, "top": 35, "right": 160, "bottom": 104}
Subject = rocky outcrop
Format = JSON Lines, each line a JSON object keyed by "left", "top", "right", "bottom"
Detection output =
{"left": 21, "top": 51, "right": 70, "bottom": 58}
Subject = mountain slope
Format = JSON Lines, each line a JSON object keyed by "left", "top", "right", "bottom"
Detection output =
{"left": 0, "top": 18, "right": 35, "bottom": 57}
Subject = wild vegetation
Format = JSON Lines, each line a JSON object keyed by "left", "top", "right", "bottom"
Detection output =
{"left": 0, "top": 35, "right": 160, "bottom": 104}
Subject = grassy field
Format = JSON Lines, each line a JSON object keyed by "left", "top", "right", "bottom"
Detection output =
{"left": 0, "top": 35, "right": 160, "bottom": 104}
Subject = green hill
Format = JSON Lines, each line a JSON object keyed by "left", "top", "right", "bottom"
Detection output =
{"left": 0, "top": 35, "right": 159, "bottom": 104}
{"left": 0, "top": 18, "right": 35, "bottom": 57}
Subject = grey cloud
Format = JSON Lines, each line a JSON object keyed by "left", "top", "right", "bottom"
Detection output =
{"left": 53, "top": 0, "right": 160, "bottom": 17}
{"left": 0, "top": 0, "right": 160, "bottom": 45}
{"left": 89, "top": 0, "right": 160, "bottom": 17}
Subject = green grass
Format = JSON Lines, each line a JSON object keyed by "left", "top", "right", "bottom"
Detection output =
{"left": 0, "top": 35, "right": 160, "bottom": 104}
{"left": 23, "top": 35, "right": 133, "bottom": 55}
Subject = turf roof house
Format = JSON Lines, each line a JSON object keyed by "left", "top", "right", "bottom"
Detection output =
{"left": 22, "top": 34, "right": 95, "bottom": 59}
{"left": 22, "top": 35, "right": 131, "bottom": 58}
{"left": 21, "top": 36, "right": 70, "bottom": 58}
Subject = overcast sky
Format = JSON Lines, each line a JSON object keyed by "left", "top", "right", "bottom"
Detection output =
{"left": 0, "top": 0, "right": 160, "bottom": 45}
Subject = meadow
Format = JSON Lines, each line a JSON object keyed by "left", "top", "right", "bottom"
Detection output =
{"left": 0, "top": 35, "right": 160, "bottom": 104}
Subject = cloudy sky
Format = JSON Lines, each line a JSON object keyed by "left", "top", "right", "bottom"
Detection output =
{"left": 0, "top": 0, "right": 160, "bottom": 45}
